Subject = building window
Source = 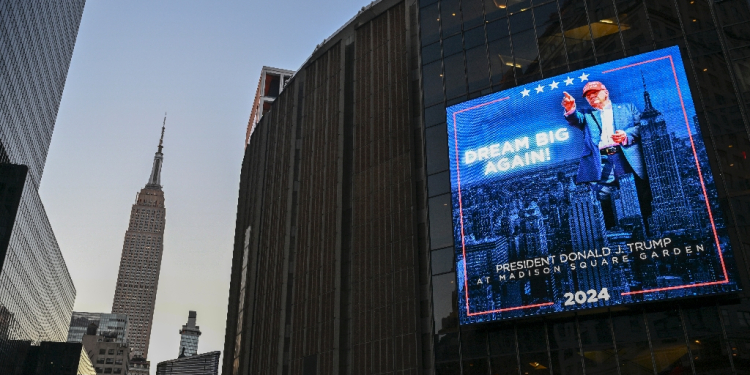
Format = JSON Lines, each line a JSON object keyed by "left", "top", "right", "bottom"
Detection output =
{"left": 108, "top": 349, "right": 115, "bottom": 355}
{"left": 99, "top": 349, "right": 106, "bottom": 355}
{"left": 113, "top": 369, "right": 122, "bottom": 374}
{"left": 97, "top": 358, "right": 105, "bottom": 364}
{"left": 106, "top": 358, "right": 114, "bottom": 364}
{"left": 95, "top": 368, "right": 103, "bottom": 374}
{"left": 104, "top": 368, "right": 112, "bottom": 374}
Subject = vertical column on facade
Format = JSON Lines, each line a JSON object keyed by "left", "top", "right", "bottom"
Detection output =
{"left": 281, "top": 80, "right": 307, "bottom": 375}
{"left": 338, "top": 39, "right": 356, "bottom": 375}
{"left": 236, "top": 111, "right": 273, "bottom": 375}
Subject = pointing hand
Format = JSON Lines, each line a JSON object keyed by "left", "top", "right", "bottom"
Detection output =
{"left": 562, "top": 91, "right": 576, "bottom": 113}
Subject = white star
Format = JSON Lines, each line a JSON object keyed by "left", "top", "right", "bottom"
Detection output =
{"left": 564, "top": 76, "right": 574, "bottom": 85}
{"left": 549, "top": 81, "right": 560, "bottom": 90}
{"left": 579, "top": 72, "right": 589, "bottom": 82}
{"left": 535, "top": 84, "right": 545, "bottom": 93}
{"left": 521, "top": 88, "right": 530, "bottom": 97}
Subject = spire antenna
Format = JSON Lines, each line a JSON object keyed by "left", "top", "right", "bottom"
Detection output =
{"left": 158, "top": 112, "right": 166, "bottom": 154}
{"left": 147, "top": 114, "right": 166, "bottom": 188}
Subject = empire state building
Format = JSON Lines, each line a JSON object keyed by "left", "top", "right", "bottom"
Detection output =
{"left": 112, "top": 119, "right": 167, "bottom": 361}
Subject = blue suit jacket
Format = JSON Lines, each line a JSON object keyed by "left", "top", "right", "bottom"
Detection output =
{"left": 564, "top": 102, "right": 646, "bottom": 183}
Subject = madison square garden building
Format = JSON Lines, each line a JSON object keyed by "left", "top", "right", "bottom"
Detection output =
{"left": 223, "top": 0, "right": 750, "bottom": 374}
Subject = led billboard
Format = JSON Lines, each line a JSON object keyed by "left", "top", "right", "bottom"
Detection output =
{"left": 446, "top": 46, "right": 740, "bottom": 324}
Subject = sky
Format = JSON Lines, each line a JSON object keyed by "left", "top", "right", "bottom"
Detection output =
{"left": 39, "top": 0, "right": 372, "bottom": 373}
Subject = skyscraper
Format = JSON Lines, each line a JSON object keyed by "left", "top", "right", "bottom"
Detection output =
{"left": 569, "top": 183, "right": 607, "bottom": 253}
{"left": 178, "top": 311, "right": 201, "bottom": 357}
{"left": 0, "top": 0, "right": 85, "bottom": 370}
{"left": 111, "top": 119, "right": 167, "bottom": 362}
{"left": 639, "top": 78, "right": 694, "bottom": 233}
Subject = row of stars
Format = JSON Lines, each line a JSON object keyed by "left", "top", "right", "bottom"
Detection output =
{"left": 520, "top": 72, "right": 590, "bottom": 97}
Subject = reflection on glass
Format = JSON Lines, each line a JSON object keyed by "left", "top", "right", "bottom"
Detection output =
{"left": 549, "top": 348, "right": 584, "bottom": 375}
{"left": 422, "top": 60, "right": 443, "bottom": 106}
{"left": 613, "top": 313, "right": 655, "bottom": 375}
{"left": 428, "top": 194, "right": 453, "bottom": 249}
{"left": 421, "top": 4, "right": 440, "bottom": 46}
{"left": 466, "top": 46, "right": 491, "bottom": 93}
{"left": 444, "top": 34, "right": 463, "bottom": 57}
{"left": 431, "top": 247, "right": 455, "bottom": 275}
{"left": 490, "top": 354, "right": 519, "bottom": 374}
{"left": 517, "top": 324, "right": 547, "bottom": 353}
{"left": 461, "top": 328, "right": 488, "bottom": 358}
{"left": 444, "top": 53, "right": 468, "bottom": 99}
{"left": 489, "top": 328, "right": 516, "bottom": 356}
{"left": 462, "top": 358, "right": 489, "bottom": 375}
{"left": 432, "top": 272, "right": 458, "bottom": 334}
{"left": 683, "top": 307, "right": 733, "bottom": 373}
{"left": 485, "top": 0, "right": 508, "bottom": 22}
{"left": 519, "top": 352, "right": 550, "bottom": 373}
{"left": 462, "top": 0, "right": 485, "bottom": 30}
{"left": 441, "top": 0, "right": 462, "bottom": 37}
{"left": 435, "top": 360, "right": 460, "bottom": 375}
{"left": 428, "top": 170, "right": 451, "bottom": 198}
{"left": 579, "top": 316, "right": 618, "bottom": 375}
{"left": 646, "top": 310, "right": 690, "bottom": 374}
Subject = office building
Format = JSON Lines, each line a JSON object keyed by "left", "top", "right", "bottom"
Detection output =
{"left": 67, "top": 312, "right": 128, "bottom": 345}
{"left": 81, "top": 334, "right": 130, "bottom": 375}
{"left": 0, "top": 0, "right": 85, "bottom": 371}
{"left": 156, "top": 351, "right": 220, "bottom": 375}
{"left": 224, "top": 0, "right": 750, "bottom": 374}
{"left": 245, "top": 66, "right": 295, "bottom": 145}
{"left": 111, "top": 121, "right": 167, "bottom": 361}
{"left": 178, "top": 311, "right": 201, "bottom": 358}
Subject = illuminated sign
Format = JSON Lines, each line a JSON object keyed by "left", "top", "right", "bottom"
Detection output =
{"left": 446, "top": 46, "right": 740, "bottom": 324}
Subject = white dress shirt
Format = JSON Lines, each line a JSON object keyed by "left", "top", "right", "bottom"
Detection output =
{"left": 598, "top": 102, "right": 616, "bottom": 149}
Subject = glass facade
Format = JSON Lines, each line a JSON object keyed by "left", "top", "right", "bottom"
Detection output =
{"left": 419, "top": 0, "right": 750, "bottom": 373}
{"left": 67, "top": 312, "right": 129, "bottom": 345}
{"left": 0, "top": 0, "right": 85, "bottom": 371}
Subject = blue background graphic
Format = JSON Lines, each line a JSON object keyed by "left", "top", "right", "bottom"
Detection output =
{"left": 447, "top": 46, "right": 740, "bottom": 325}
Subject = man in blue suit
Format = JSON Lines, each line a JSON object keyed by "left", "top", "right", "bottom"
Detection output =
{"left": 562, "top": 81, "right": 652, "bottom": 232}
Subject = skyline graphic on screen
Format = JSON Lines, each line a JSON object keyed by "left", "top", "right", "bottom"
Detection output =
{"left": 446, "top": 46, "right": 740, "bottom": 325}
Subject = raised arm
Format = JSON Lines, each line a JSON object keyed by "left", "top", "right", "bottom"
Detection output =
{"left": 562, "top": 91, "right": 585, "bottom": 130}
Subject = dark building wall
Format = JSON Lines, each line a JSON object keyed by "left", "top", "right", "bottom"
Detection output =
{"left": 222, "top": 1, "right": 431, "bottom": 374}
{"left": 0, "top": 165, "right": 27, "bottom": 272}
{"left": 417, "top": 0, "right": 750, "bottom": 374}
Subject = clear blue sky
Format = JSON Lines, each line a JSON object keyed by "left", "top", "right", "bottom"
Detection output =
{"left": 40, "top": 0, "right": 371, "bottom": 372}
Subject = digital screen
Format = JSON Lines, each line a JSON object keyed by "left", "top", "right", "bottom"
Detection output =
{"left": 446, "top": 46, "right": 740, "bottom": 325}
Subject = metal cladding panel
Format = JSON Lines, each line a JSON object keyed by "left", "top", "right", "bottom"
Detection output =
{"left": 223, "top": 1, "right": 425, "bottom": 374}
{"left": 351, "top": 3, "right": 420, "bottom": 374}
{"left": 288, "top": 43, "right": 342, "bottom": 375}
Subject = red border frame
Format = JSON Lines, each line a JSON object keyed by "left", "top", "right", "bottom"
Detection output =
{"left": 451, "top": 54, "right": 729, "bottom": 318}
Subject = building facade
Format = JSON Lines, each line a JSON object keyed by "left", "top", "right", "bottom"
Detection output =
{"left": 67, "top": 312, "right": 129, "bottom": 345}
{"left": 178, "top": 311, "right": 201, "bottom": 358}
{"left": 156, "top": 351, "right": 220, "bottom": 375}
{"left": 111, "top": 121, "right": 167, "bottom": 361}
{"left": 81, "top": 334, "right": 130, "bottom": 375}
{"left": 0, "top": 0, "right": 85, "bottom": 371}
{"left": 224, "top": 0, "right": 750, "bottom": 374}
